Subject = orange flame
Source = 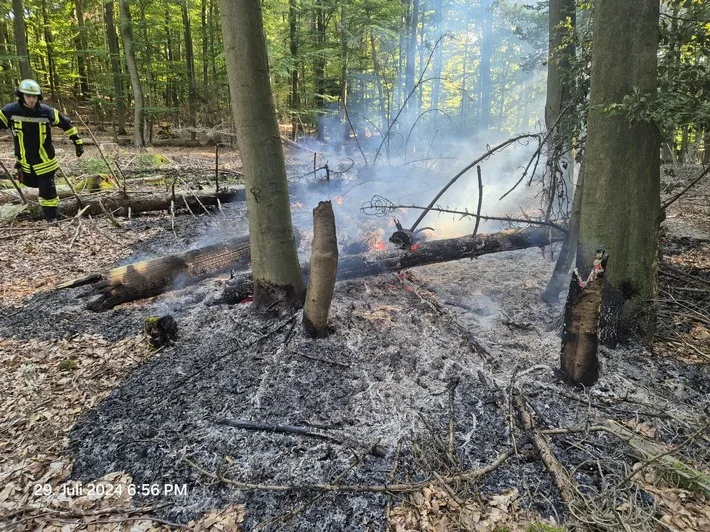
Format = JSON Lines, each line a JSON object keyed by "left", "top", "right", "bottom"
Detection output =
{"left": 336, "top": 196, "right": 343, "bottom": 205}
{"left": 411, "top": 243, "right": 421, "bottom": 251}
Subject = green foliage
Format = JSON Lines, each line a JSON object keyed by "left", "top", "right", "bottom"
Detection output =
{"left": 526, "top": 523, "right": 566, "bottom": 532}
{"left": 76, "top": 157, "right": 110, "bottom": 174}
{"left": 59, "top": 359, "right": 78, "bottom": 371}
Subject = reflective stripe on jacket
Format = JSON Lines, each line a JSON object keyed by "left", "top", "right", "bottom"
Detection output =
{"left": 0, "top": 102, "right": 80, "bottom": 176}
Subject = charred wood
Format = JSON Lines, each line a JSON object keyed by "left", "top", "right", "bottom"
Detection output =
{"left": 58, "top": 235, "right": 251, "bottom": 311}
{"left": 560, "top": 249, "right": 608, "bottom": 386}
{"left": 223, "top": 225, "right": 566, "bottom": 303}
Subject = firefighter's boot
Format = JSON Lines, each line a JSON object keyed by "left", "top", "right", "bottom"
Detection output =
{"left": 42, "top": 206, "right": 59, "bottom": 222}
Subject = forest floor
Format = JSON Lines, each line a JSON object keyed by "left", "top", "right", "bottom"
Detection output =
{"left": 0, "top": 141, "right": 709, "bottom": 531}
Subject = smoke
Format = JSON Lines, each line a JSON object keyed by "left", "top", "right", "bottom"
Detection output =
{"left": 284, "top": 0, "right": 550, "bottom": 246}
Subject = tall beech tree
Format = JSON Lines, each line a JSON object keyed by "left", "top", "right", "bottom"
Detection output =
{"left": 220, "top": 0, "right": 306, "bottom": 309}
{"left": 562, "top": 0, "right": 660, "bottom": 385}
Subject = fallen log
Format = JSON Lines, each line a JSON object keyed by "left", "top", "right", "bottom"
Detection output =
{"left": 58, "top": 235, "right": 252, "bottom": 311}
{"left": 48, "top": 187, "right": 244, "bottom": 219}
{"left": 62, "top": 224, "right": 563, "bottom": 312}
{"left": 223, "top": 225, "right": 566, "bottom": 302}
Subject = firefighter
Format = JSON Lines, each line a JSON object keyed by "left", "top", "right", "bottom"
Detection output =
{"left": 0, "top": 79, "right": 84, "bottom": 221}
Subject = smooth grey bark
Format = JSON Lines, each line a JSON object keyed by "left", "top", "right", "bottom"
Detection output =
{"left": 478, "top": 0, "right": 493, "bottom": 131}
{"left": 74, "top": 0, "right": 90, "bottom": 97}
{"left": 219, "top": 0, "right": 306, "bottom": 308}
{"left": 118, "top": 0, "right": 146, "bottom": 147}
{"left": 11, "top": 0, "right": 32, "bottom": 79}
{"left": 182, "top": 0, "right": 198, "bottom": 141}
{"left": 105, "top": 1, "right": 127, "bottom": 135}
{"left": 578, "top": 0, "right": 660, "bottom": 346}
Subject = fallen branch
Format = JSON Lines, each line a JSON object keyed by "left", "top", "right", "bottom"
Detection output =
{"left": 215, "top": 417, "right": 387, "bottom": 458}
{"left": 181, "top": 447, "right": 513, "bottom": 493}
{"left": 512, "top": 392, "right": 576, "bottom": 503}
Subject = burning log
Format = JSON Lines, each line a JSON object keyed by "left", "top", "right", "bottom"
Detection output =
{"left": 57, "top": 235, "right": 252, "bottom": 311}
{"left": 222, "top": 225, "right": 566, "bottom": 302}
{"left": 303, "top": 201, "right": 338, "bottom": 338}
{"left": 560, "top": 249, "right": 608, "bottom": 386}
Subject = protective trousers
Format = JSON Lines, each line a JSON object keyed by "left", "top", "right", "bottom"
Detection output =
{"left": 19, "top": 168, "right": 59, "bottom": 221}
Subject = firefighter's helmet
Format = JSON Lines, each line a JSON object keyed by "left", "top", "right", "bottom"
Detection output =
{"left": 16, "top": 79, "right": 43, "bottom": 100}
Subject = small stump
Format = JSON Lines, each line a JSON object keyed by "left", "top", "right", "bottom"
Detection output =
{"left": 145, "top": 315, "right": 178, "bottom": 347}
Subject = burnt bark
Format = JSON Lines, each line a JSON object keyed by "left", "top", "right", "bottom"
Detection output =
{"left": 58, "top": 235, "right": 252, "bottom": 312}
{"left": 223, "top": 225, "right": 565, "bottom": 303}
{"left": 303, "top": 201, "right": 338, "bottom": 338}
{"left": 560, "top": 249, "right": 607, "bottom": 386}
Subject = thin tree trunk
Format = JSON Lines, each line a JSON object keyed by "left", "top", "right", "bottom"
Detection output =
{"left": 479, "top": 0, "right": 493, "bottom": 131}
{"left": 183, "top": 0, "right": 198, "bottom": 141}
{"left": 106, "top": 1, "right": 127, "bottom": 135}
{"left": 545, "top": 0, "right": 576, "bottom": 217}
{"left": 11, "top": 0, "right": 32, "bottom": 79}
{"left": 430, "top": 0, "right": 443, "bottom": 114}
{"left": 118, "top": 0, "right": 146, "bottom": 147}
{"left": 543, "top": 161, "right": 585, "bottom": 303}
{"left": 303, "top": 201, "right": 338, "bottom": 338}
{"left": 41, "top": 0, "right": 57, "bottom": 99}
{"left": 339, "top": 1, "right": 349, "bottom": 141}
{"left": 314, "top": 0, "right": 326, "bottom": 140}
{"left": 220, "top": 0, "right": 306, "bottom": 309}
{"left": 74, "top": 0, "right": 90, "bottom": 97}
{"left": 289, "top": 0, "right": 300, "bottom": 140}
{"left": 404, "top": 0, "right": 419, "bottom": 112}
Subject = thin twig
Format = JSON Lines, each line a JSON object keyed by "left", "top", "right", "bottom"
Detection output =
{"left": 472, "top": 166, "right": 483, "bottom": 237}
{"left": 73, "top": 112, "right": 126, "bottom": 191}
{"left": 661, "top": 164, "right": 710, "bottom": 211}
{"left": 0, "top": 160, "right": 27, "bottom": 204}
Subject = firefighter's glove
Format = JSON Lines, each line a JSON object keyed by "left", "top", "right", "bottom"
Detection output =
{"left": 75, "top": 143, "right": 84, "bottom": 158}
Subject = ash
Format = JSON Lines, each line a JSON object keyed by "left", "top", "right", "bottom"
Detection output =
{"left": 4, "top": 201, "right": 708, "bottom": 530}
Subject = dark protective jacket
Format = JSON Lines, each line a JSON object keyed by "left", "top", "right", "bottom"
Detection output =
{"left": 0, "top": 101, "right": 82, "bottom": 176}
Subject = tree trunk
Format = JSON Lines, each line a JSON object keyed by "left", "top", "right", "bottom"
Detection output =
{"left": 478, "top": 0, "right": 493, "bottom": 131}
{"left": 404, "top": 0, "right": 419, "bottom": 112}
{"left": 41, "top": 0, "right": 57, "bottom": 100}
{"left": 314, "top": 0, "right": 326, "bottom": 141}
{"left": 339, "top": 1, "right": 349, "bottom": 141}
{"left": 11, "top": 0, "right": 32, "bottom": 79}
{"left": 105, "top": 1, "right": 127, "bottom": 135}
{"left": 430, "top": 0, "right": 443, "bottom": 114}
{"left": 289, "top": 0, "right": 300, "bottom": 140}
{"left": 303, "top": 201, "right": 338, "bottom": 338}
{"left": 545, "top": 0, "right": 576, "bottom": 217}
{"left": 118, "top": 0, "right": 146, "bottom": 147}
{"left": 577, "top": 0, "right": 660, "bottom": 347}
{"left": 74, "top": 0, "right": 90, "bottom": 97}
{"left": 220, "top": 0, "right": 306, "bottom": 309}
{"left": 183, "top": 0, "right": 198, "bottom": 141}
{"left": 542, "top": 160, "right": 585, "bottom": 304}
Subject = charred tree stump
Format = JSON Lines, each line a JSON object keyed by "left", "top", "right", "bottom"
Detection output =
{"left": 223, "top": 225, "right": 566, "bottom": 302}
{"left": 303, "top": 201, "right": 338, "bottom": 338}
{"left": 560, "top": 249, "right": 608, "bottom": 386}
{"left": 57, "top": 235, "right": 252, "bottom": 311}
{"left": 145, "top": 315, "right": 178, "bottom": 347}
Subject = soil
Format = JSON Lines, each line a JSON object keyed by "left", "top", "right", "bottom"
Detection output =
{"left": 1, "top": 145, "right": 709, "bottom": 531}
